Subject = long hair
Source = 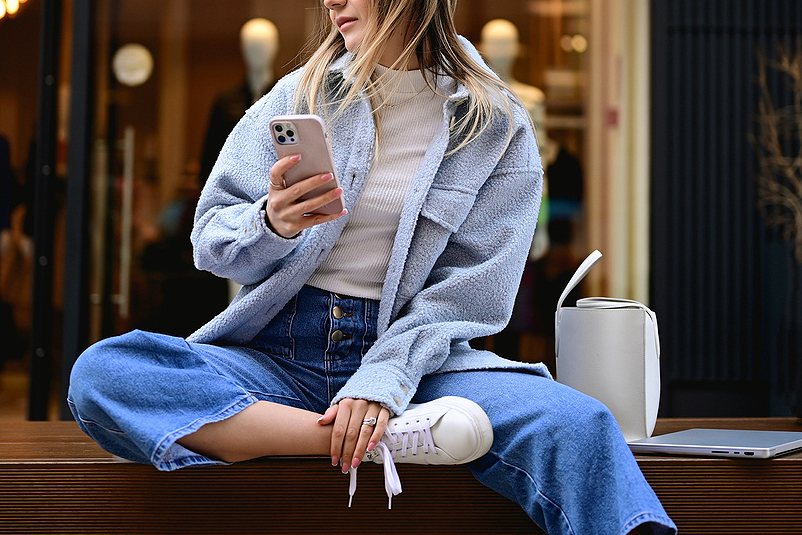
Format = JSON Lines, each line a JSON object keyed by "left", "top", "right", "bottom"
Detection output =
{"left": 294, "top": 0, "right": 520, "bottom": 153}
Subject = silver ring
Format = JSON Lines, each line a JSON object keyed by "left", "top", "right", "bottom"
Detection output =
{"left": 269, "top": 177, "right": 286, "bottom": 189}
{"left": 362, "top": 417, "right": 377, "bottom": 427}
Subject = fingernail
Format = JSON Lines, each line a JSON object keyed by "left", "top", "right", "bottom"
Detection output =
{"left": 332, "top": 456, "right": 338, "bottom": 467}
{"left": 317, "top": 415, "right": 324, "bottom": 423}
{"left": 322, "top": 173, "right": 333, "bottom": 181}
{"left": 351, "top": 458, "right": 361, "bottom": 469}
{"left": 290, "top": 154, "right": 301, "bottom": 162}
{"left": 367, "top": 442, "right": 375, "bottom": 452}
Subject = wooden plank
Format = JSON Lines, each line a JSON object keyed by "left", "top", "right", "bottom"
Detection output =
{"left": 0, "top": 461, "right": 538, "bottom": 534}
{"left": 0, "top": 422, "right": 119, "bottom": 463}
{"left": 638, "top": 418, "right": 802, "bottom": 534}
{"left": 0, "top": 461, "right": 536, "bottom": 534}
{"left": 0, "top": 421, "right": 537, "bottom": 534}
{"left": 2, "top": 419, "right": 802, "bottom": 533}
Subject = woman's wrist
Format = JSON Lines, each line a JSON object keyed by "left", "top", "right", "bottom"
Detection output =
{"left": 263, "top": 201, "right": 299, "bottom": 240}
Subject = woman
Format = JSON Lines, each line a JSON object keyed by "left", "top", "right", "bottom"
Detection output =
{"left": 69, "top": 0, "right": 676, "bottom": 533}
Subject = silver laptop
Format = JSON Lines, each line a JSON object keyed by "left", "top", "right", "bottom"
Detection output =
{"left": 628, "top": 428, "right": 802, "bottom": 459}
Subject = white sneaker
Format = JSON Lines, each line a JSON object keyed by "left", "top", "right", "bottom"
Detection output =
{"left": 348, "top": 396, "right": 493, "bottom": 508}
{"left": 367, "top": 396, "right": 494, "bottom": 465}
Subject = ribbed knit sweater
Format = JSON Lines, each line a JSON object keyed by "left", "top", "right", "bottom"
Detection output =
{"left": 307, "top": 67, "right": 452, "bottom": 299}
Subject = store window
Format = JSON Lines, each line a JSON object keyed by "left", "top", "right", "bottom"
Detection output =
{"left": 0, "top": 0, "right": 47, "bottom": 419}
{"left": 1, "top": 0, "right": 590, "bottom": 419}
{"left": 86, "top": 0, "right": 589, "bottom": 357}
{"left": 85, "top": 1, "right": 319, "bottom": 343}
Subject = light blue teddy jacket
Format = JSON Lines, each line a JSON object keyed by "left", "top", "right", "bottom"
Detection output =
{"left": 189, "top": 38, "right": 550, "bottom": 416}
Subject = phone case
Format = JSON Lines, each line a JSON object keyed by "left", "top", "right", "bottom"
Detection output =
{"left": 269, "top": 114, "right": 345, "bottom": 215}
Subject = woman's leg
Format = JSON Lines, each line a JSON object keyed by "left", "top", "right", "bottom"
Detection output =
{"left": 415, "top": 370, "right": 676, "bottom": 535}
{"left": 176, "top": 400, "right": 331, "bottom": 463}
{"left": 68, "top": 286, "right": 380, "bottom": 472}
{"left": 68, "top": 329, "right": 331, "bottom": 471}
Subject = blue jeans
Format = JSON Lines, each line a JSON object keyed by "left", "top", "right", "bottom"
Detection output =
{"left": 69, "top": 286, "right": 676, "bottom": 535}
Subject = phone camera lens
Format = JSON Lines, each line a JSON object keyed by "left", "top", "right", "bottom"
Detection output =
{"left": 274, "top": 124, "right": 283, "bottom": 133}
{"left": 277, "top": 135, "right": 287, "bottom": 143}
{"left": 286, "top": 130, "right": 295, "bottom": 138}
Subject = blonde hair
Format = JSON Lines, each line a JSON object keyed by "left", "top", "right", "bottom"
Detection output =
{"left": 294, "top": 0, "right": 520, "bottom": 153}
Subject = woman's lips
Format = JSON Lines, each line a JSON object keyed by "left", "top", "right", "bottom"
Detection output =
{"left": 335, "top": 16, "right": 357, "bottom": 30}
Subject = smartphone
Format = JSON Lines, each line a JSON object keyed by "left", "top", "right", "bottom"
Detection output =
{"left": 269, "top": 114, "right": 345, "bottom": 215}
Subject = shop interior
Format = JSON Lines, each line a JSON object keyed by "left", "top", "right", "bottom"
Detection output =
{"left": 0, "top": 0, "right": 593, "bottom": 420}
{"left": 3, "top": 0, "right": 614, "bottom": 420}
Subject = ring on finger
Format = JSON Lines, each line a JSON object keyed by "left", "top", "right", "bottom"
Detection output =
{"left": 269, "top": 177, "right": 286, "bottom": 189}
{"left": 362, "top": 417, "right": 377, "bottom": 427}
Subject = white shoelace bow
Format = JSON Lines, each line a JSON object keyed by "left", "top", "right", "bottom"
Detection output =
{"left": 348, "top": 417, "right": 436, "bottom": 508}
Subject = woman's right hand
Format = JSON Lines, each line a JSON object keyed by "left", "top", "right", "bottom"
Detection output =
{"left": 317, "top": 398, "right": 390, "bottom": 473}
{"left": 265, "top": 154, "right": 347, "bottom": 238}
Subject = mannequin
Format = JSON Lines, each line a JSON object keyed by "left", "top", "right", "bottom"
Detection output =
{"left": 240, "top": 18, "right": 279, "bottom": 101}
{"left": 199, "top": 18, "right": 279, "bottom": 186}
{"left": 480, "top": 19, "right": 549, "bottom": 261}
{"left": 476, "top": 20, "right": 549, "bottom": 360}
{"left": 171, "top": 19, "right": 280, "bottom": 323}
{"left": 480, "top": 19, "right": 546, "bottom": 150}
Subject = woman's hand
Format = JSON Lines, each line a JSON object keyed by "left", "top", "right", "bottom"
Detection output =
{"left": 266, "top": 154, "right": 347, "bottom": 238}
{"left": 317, "top": 398, "right": 390, "bottom": 473}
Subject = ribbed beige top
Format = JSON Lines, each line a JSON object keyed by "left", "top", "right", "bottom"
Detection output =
{"left": 307, "top": 67, "right": 450, "bottom": 299}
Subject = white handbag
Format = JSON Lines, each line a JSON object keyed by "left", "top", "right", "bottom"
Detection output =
{"left": 555, "top": 250, "right": 661, "bottom": 442}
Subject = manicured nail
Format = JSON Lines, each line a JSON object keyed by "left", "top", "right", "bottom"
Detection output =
{"left": 290, "top": 154, "right": 301, "bottom": 162}
{"left": 332, "top": 456, "right": 338, "bottom": 467}
{"left": 351, "top": 458, "right": 361, "bottom": 469}
{"left": 317, "top": 415, "right": 324, "bottom": 423}
{"left": 321, "top": 173, "right": 333, "bottom": 181}
{"left": 367, "top": 442, "right": 375, "bottom": 452}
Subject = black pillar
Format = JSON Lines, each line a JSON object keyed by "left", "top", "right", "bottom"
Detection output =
{"left": 29, "top": 0, "right": 63, "bottom": 420}
{"left": 61, "top": 0, "right": 95, "bottom": 420}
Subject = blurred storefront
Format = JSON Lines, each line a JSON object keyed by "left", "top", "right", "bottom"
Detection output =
{"left": 8, "top": 0, "right": 801, "bottom": 424}
{"left": 1, "top": 0, "right": 599, "bottom": 420}
{"left": 2, "top": 0, "right": 655, "bottom": 420}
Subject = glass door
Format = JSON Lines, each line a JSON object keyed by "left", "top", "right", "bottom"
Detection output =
{"left": 85, "top": 0, "right": 322, "bottom": 344}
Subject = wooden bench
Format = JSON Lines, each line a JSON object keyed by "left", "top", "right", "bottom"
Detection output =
{"left": 1, "top": 418, "right": 800, "bottom": 534}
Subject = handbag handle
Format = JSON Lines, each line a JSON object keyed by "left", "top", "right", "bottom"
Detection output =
{"left": 555, "top": 249, "right": 603, "bottom": 355}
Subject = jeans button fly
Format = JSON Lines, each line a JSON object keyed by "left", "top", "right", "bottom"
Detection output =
{"left": 331, "top": 330, "right": 344, "bottom": 342}
{"left": 333, "top": 306, "right": 345, "bottom": 319}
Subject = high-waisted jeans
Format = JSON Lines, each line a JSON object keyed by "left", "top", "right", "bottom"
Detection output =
{"left": 68, "top": 285, "right": 676, "bottom": 535}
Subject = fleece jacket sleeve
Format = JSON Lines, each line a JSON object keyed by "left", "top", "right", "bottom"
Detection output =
{"left": 191, "top": 79, "right": 304, "bottom": 286}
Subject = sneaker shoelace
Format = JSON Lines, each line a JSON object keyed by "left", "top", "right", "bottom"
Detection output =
{"left": 348, "top": 417, "right": 436, "bottom": 508}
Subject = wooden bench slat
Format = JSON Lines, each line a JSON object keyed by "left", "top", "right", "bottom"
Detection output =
{"left": 0, "top": 421, "right": 537, "bottom": 534}
{"left": 2, "top": 418, "right": 801, "bottom": 534}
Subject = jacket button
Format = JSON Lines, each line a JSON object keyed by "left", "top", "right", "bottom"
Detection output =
{"left": 332, "top": 306, "right": 345, "bottom": 319}
{"left": 331, "top": 330, "right": 344, "bottom": 342}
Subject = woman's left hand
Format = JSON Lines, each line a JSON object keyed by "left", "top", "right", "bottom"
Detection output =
{"left": 318, "top": 398, "right": 390, "bottom": 473}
